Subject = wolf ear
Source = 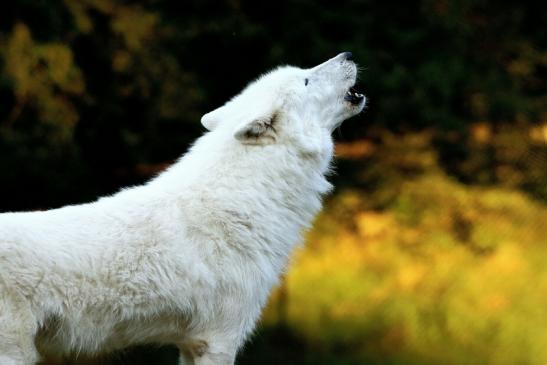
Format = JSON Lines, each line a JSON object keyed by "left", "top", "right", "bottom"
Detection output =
{"left": 201, "top": 106, "right": 226, "bottom": 131}
{"left": 234, "top": 114, "right": 278, "bottom": 145}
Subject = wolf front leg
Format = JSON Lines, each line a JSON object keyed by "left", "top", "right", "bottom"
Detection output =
{"left": 178, "top": 336, "right": 237, "bottom": 365}
{"left": 0, "top": 295, "right": 41, "bottom": 365}
{"left": 0, "top": 328, "right": 40, "bottom": 365}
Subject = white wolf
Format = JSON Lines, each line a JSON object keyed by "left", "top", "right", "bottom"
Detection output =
{"left": 0, "top": 52, "right": 365, "bottom": 365}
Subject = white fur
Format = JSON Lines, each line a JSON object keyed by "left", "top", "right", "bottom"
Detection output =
{"left": 0, "top": 53, "right": 365, "bottom": 365}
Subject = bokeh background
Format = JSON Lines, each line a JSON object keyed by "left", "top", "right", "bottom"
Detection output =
{"left": 1, "top": 0, "right": 547, "bottom": 364}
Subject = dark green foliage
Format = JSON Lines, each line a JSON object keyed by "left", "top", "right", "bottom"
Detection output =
{"left": 1, "top": 1, "right": 546, "bottom": 210}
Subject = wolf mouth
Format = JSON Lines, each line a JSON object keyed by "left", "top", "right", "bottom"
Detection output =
{"left": 344, "top": 86, "right": 364, "bottom": 105}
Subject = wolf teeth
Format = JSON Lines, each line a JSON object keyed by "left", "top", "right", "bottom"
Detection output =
{"left": 346, "top": 91, "right": 363, "bottom": 98}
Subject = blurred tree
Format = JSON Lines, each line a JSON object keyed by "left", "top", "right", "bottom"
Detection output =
{"left": 1, "top": 1, "right": 546, "bottom": 210}
{"left": 0, "top": 0, "right": 204, "bottom": 209}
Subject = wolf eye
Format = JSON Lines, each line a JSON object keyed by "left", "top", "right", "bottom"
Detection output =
{"left": 304, "top": 78, "right": 309, "bottom": 86}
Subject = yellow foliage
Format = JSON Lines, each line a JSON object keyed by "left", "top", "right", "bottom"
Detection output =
{"left": 3, "top": 23, "right": 84, "bottom": 138}
{"left": 112, "top": 50, "right": 133, "bottom": 72}
{"left": 266, "top": 170, "right": 547, "bottom": 364}
{"left": 63, "top": 0, "right": 94, "bottom": 33}
{"left": 111, "top": 6, "right": 159, "bottom": 51}
{"left": 355, "top": 211, "right": 394, "bottom": 239}
{"left": 5, "top": 23, "right": 35, "bottom": 97}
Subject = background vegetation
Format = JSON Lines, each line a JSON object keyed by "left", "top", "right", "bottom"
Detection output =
{"left": 1, "top": 1, "right": 546, "bottom": 364}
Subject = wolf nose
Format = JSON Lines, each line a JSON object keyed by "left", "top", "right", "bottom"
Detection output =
{"left": 342, "top": 51, "right": 353, "bottom": 61}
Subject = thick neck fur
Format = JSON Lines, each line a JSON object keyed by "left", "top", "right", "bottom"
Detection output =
{"left": 149, "top": 121, "right": 334, "bottom": 274}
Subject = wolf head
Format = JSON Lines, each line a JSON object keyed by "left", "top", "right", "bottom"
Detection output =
{"left": 201, "top": 52, "right": 366, "bottom": 146}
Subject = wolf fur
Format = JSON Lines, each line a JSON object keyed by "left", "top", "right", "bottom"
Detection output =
{"left": 0, "top": 52, "right": 365, "bottom": 365}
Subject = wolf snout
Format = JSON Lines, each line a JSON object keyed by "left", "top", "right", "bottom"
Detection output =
{"left": 341, "top": 51, "right": 353, "bottom": 61}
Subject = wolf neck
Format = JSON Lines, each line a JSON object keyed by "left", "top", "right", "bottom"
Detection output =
{"left": 155, "top": 130, "right": 333, "bottom": 267}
